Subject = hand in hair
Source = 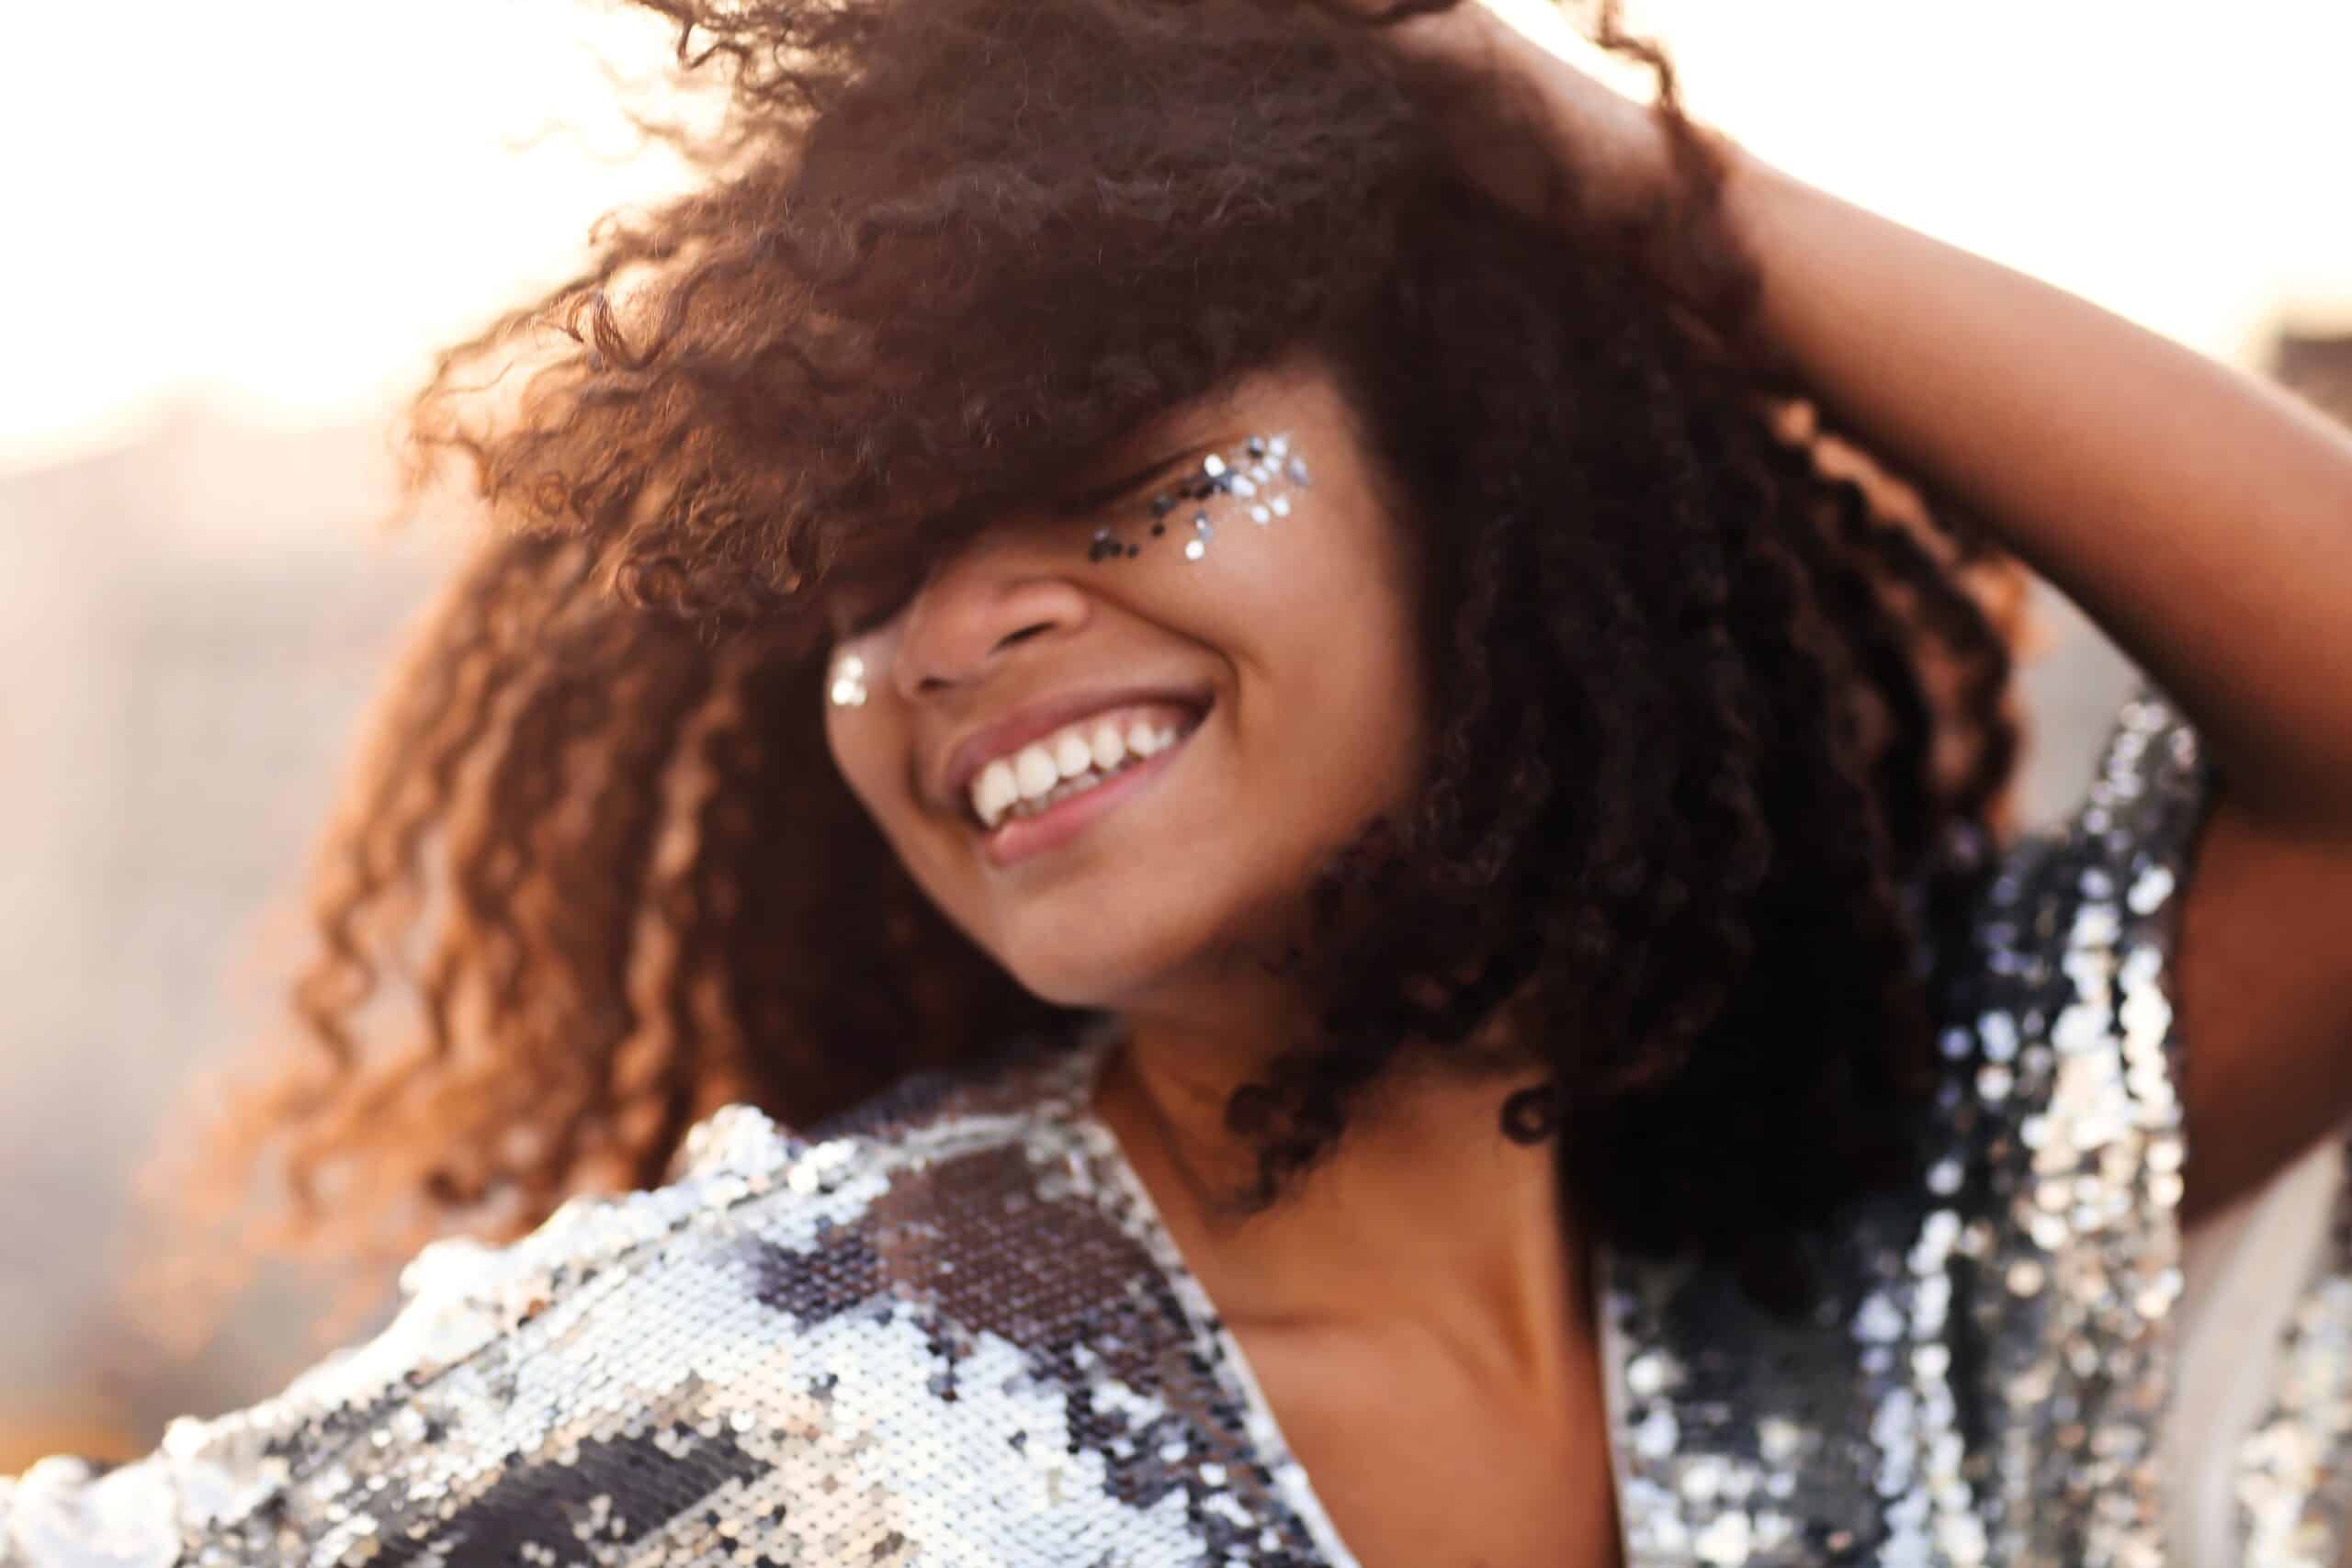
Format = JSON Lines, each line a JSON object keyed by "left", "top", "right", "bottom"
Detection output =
{"left": 1362, "top": 0, "right": 1678, "bottom": 229}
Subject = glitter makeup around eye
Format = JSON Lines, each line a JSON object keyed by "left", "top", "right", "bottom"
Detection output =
{"left": 1084, "top": 432, "right": 1308, "bottom": 566}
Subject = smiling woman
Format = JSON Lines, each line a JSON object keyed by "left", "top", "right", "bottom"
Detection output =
{"left": 9, "top": 0, "right": 2352, "bottom": 1563}
{"left": 822, "top": 361, "right": 1432, "bottom": 1006}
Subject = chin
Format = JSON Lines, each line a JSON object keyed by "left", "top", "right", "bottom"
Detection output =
{"left": 998, "top": 942, "right": 1176, "bottom": 1013}
{"left": 978, "top": 897, "right": 1195, "bottom": 1010}
{"left": 986, "top": 874, "right": 1299, "bottom": 1018}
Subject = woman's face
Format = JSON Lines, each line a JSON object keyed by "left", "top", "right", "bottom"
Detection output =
{"left": 822, "top": 352, "right": 1431, "bottom": 1011}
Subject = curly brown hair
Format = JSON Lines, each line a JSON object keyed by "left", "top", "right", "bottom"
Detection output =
{"left": 166, "top": 0, "right": 2029, "bottom": 1318}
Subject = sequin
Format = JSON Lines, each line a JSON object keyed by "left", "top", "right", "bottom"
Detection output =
{"left": 9, "top": 684, "right": 2344, "bottom": 1567}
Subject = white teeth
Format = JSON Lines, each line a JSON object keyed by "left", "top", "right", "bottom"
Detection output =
{"left": 973, "top": 759, "right": 1018, "bottom": 829}
{"left": 968, "top": 710, "right": 1196, "bottom": 830}
{"left": 1013, "top": 744, "right": 1060, "bottom": 800}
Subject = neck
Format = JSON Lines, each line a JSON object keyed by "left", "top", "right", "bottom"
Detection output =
{"left": 1092, "top": 1001, "right": 1595, "bottom": 1389}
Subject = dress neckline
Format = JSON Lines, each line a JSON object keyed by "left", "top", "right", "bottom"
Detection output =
{"left": 1026, "top": 1025, "right": 1640, "bottom": 1568}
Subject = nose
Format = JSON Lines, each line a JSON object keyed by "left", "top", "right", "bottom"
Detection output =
{"left": 891, "top": 534, "right": 1091, "bottom": 699}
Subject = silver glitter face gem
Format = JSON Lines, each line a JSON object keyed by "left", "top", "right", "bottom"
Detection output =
{"left": 828, "top": 652, "right": 869, "bottom": 708}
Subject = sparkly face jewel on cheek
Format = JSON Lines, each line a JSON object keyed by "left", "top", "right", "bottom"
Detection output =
{"left": 828, "top": 652, "right": 869, "bottom": 708}
{"left": 1081, "top": 432, "right": 1310, "bottom": 566}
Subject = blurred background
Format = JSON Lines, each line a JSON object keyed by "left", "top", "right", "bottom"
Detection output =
{"left": 2, "top": 0, "right": 2347, "bottom": 1462}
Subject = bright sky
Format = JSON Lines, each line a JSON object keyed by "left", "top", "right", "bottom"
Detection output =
{"left": 3, "top": 0, "right": 2346, "bottom": 478}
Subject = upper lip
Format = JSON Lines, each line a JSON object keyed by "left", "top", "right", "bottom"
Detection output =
{"left": 935, "top": 682, "right": 1212, "bottom": 811}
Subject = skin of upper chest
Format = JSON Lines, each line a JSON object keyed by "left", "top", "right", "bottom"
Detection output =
{"left": 1232, "top": 1313, "right": 1627, "bottom": 1568}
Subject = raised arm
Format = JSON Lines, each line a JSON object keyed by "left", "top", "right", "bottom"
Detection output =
{"left": 1707, "top": 139, "right": 2352, "bottom": 1224}
{"left": 1394, "top": 1, "right": 2352, "bottom": 1224}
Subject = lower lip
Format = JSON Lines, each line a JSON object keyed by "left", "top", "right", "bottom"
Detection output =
{"left": 977, "top": 729, "right": 1195, "bottom": 867}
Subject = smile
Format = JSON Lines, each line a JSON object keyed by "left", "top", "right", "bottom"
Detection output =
{"left": 967, "top": 701, "right": 1203, "bottom": 830}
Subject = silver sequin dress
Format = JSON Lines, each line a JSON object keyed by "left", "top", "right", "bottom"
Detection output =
{"left": 6, "top": 686, "right": 2349, "bottom": 1566}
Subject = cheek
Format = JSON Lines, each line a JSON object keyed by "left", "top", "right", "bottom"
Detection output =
{"left": 1249, "top": 599, "right": 1428, "bottom": 824}
{"left": 822, "top": 671, "right": 976, "bottom": 914}
{"left": 1210, "top": 447, "right": 1423, "bottom": 705}
{"left": 822, "top": 664, "right": 904, "bottom": 830}
{"left": 1235, "top": 512, "right": 1430, "bottom": 806}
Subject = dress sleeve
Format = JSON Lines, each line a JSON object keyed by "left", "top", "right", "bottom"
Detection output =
{"left": 0, "top": 1233, "right": 546, "bottom": 1567}
{"left": 0, "top": 1104, "right": 805, "bottom": 1567}
{"left": 1939, "top": 679, "right": 2221, "bottom": 1562}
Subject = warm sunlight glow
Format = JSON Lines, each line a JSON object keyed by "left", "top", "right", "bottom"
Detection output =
{"left": 3, "top": 0, "right": 2346, "bottom": 474}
